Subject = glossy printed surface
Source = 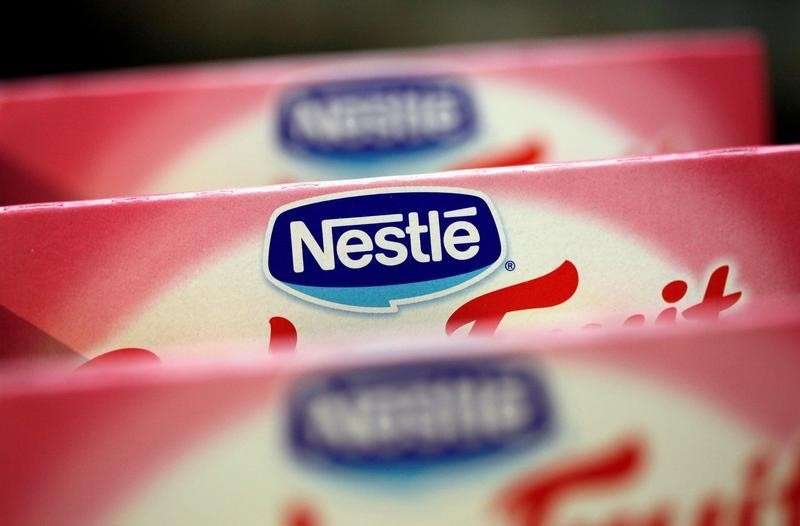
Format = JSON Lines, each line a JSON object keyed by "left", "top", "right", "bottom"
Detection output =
{"left": 265, "top": 188, "right": 505, "bottom": 311}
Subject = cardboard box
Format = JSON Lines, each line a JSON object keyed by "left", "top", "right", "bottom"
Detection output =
{"left": 0, "top": 31, "right": 768, "bottom": 204}
{"left": 1, "top": 303, "right": 798, "bottom": 525}
{"left": 2, "top": 146, "right": 799, "bottom": 363}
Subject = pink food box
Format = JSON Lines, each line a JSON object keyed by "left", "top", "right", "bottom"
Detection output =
{"left": 0, "top": 31, "right": 768, "bottom": 205}
{"left": 1, "top": 302, "right": 798, "bottom": 525}
{"left": 1, "top": 146, "right": 799, "bottom": 364}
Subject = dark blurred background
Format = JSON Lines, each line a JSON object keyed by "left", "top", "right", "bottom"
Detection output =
{"left": 2, "top": 1, "right": 798, "bottom": 142}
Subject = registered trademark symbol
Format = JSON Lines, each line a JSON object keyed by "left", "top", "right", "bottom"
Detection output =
{"left": 505, "top": 260, "right": 516, "bottom": 271}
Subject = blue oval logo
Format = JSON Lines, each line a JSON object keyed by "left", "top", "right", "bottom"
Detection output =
{"left": 263, "top": 188, "right": 506, "bottom": 312}
{"left": 288, "top": 358, "right": 553, "bottom": 471}
{"left": 277, "top": 77, "right": 477, "bottom": 160}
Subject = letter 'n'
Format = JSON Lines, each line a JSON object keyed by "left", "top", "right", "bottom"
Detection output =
{"left": 290, "top": 221, "right": 335, "bottom": 273}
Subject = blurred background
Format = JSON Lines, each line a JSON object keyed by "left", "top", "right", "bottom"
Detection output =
{"left": 2, "top": 0, "right": 798, "bottom": 143}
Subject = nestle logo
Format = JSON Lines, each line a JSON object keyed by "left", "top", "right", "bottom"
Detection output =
{"left": 277, "top": 77, "right": 477, "bottom": 159}
{"left": 288, "top": 359, "right": 553, "bottom": 470}
{"left": 263, "top": 188, "right": 506, "bottom": 312}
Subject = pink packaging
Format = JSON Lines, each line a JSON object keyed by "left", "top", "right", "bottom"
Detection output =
{"left": 0, "top": 31, "right": 768, "bottom": 205}
{"left": 1, "top": 303, "right": 798, "bottom": 525}
{"left": 1, "top": 146, "right": 799, "bottom": 364}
